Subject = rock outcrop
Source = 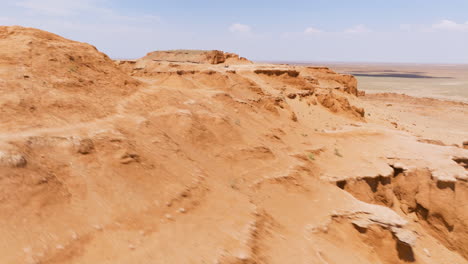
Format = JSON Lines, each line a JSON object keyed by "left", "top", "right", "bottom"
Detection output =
{"left": 0, "top": 26, "right": 140, "bottom": 131}
{"left": 140, "top": 49, "right": 252, "bottom": 65}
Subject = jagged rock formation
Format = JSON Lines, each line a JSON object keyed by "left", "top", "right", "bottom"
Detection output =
{"left": 0, "top": 27, "right": 467, "bottom": 264}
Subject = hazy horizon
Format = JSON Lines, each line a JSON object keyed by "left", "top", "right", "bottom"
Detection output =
{"left": 259, "top": 60, "right": 468, "bottom": 65}
{"left": 1, "top": 0, "right": 468, "bottom": 63}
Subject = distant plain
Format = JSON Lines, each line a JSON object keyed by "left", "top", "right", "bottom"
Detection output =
{"left": 289, "top": 62, "right": 468, "bottom": 103}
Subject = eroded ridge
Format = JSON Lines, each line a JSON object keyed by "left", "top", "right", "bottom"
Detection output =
{"left": 1, "top": 26, "right": 467, "bottom": 264}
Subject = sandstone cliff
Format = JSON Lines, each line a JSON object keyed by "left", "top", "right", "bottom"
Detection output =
{"left": 140, "top": 49, "right": 252, "bottom": 65}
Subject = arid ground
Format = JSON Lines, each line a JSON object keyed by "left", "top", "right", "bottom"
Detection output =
{"left": 0, "top": 26, "right": 467, "bottom": 264}
{"left": 313, "top": 63, "right": 468, "bottom": 103}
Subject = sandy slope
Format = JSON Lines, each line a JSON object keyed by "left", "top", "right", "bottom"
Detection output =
{"left": 0, "top": 26, "right": 467, "bottom": 264}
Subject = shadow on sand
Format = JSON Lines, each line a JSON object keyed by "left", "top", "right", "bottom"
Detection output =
{"left": 350, "top": 72, "right": 453, "bottom": 79}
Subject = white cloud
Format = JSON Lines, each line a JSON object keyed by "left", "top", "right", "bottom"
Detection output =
{"left": 345, "top": 24, "right": 372, "bottom": 33}
{"left": 432, "top": 19, "right": 468, "bottom": 32}
{"left": 304, "top": 27, "right": 322, "bottom": 34}
{"left": 229, "top": 23, "right": 251, "bottom": 33}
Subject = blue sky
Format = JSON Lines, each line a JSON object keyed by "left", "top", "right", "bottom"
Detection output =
{"left": 1, "top": 0, "right": 468, "bottom": 63}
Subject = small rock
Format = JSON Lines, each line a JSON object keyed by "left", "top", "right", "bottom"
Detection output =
{"left": 463, "top": 141, "right": 468, "bottom": 149}
{"left": 287, "top": 93, "right": 297, "bottom": 99}
{"left": 115, "top": 149, "right": 140, "bottom": 164}
{"left": 165, "top": 214, "right": 173, "bottom": 220}
{"left": 178, "top": 208, "right": 186, "bottom": 213}
{"left": 394, "top": 228, "right": 417, "bottom": 247}
{"left": 0, "top": 151, "right": 27, "bottom": 168}
{"left": 291, "top": 112, "right": 298, "bottom": 122}
{"left": 76, "top": 138, "right": 94, "bottom": 155}
{"left": 423, "top": 248, "right": 431, "bottom": 257}
{"left": 309, "top": 98, "right": 317, "bottom": 105}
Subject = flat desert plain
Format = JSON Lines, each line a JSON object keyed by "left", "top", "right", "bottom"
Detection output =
{"left": 318, "top": 63, "right": 468, "bottom": 103}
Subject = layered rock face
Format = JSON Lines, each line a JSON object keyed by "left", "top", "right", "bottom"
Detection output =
{"left": 139, "top": 49, "right": 252, "bottom": 65}
{"left": 0, "top": 27, "right": 467, "bottom": 264}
